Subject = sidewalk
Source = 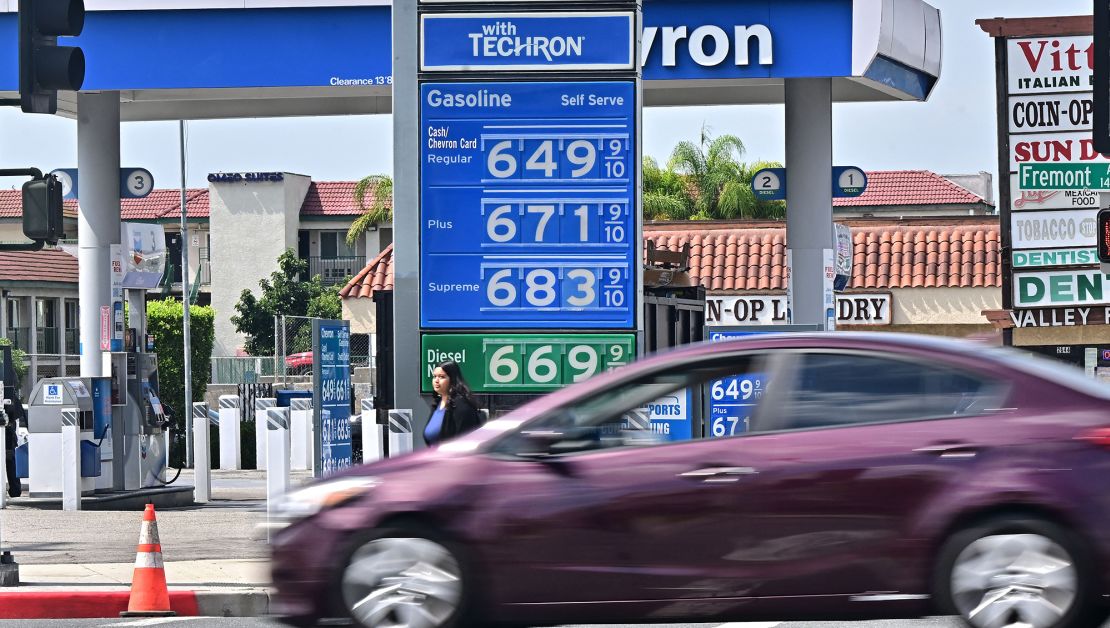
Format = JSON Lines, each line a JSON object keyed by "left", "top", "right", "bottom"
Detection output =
{"left": 0, "top": 468, "right": 313, "bottom": 618}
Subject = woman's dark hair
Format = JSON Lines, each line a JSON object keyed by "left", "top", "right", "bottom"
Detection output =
{"left": 435, "top": 360, "right": 475, "bottom": 407}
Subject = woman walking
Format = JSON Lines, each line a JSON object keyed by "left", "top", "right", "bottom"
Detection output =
{"left": 424, "top": 360, "right": 482, "bottom": 446}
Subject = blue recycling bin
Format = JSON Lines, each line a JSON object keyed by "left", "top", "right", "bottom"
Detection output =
{"left": 14, "top": 442, "right": 27, "bottom": 479}
{"left": 80, "top": 440, "right": 101, "bottom": 478}
{"left": 275, "top": 389, "right": 312, "bottom": 408}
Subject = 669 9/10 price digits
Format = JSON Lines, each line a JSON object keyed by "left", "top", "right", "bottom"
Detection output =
{"left": 486, "top": 341, "right": 631, "bottom": 387}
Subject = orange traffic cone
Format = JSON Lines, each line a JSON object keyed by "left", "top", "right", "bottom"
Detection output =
{"left": 120, "top": 503, "right": 175, "bottom": 617}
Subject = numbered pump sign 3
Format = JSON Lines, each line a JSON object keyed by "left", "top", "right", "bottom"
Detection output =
{"left": 416, "top": 5, "right": 641, "bottom": 398}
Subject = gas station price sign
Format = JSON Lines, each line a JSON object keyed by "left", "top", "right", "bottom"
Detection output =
{"left": 420, "top": 81, "right": 637, "bottom": 329}
{"left": 421, "top": 333, "right": 635, "bottom": 393}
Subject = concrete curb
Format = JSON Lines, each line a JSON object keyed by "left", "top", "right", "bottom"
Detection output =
{"left": 0, "top": 588, "right": 273, "bottom": 619}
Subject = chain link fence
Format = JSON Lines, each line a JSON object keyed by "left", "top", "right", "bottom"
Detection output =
{"left": 210, "top": 315, "right": 375, "bottom": 386}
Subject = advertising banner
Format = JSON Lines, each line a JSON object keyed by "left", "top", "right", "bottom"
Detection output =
{"left": 1010, "top": 173, "right": 1099, "bottom": 211}
{"left": 1013, "top": 268, "right": 1110, "bottom": 308}
{"left": 120, "top": 223, "right": 167, "bottom": 289}
{"left": 1010, "top": 209, "right": 1099, "bottom": 250}
{"left": 312, "top": 319, "right": 353, "bottom": 476}
{"left": 1007, "top": 36, "right": 1093, "bottom": 95}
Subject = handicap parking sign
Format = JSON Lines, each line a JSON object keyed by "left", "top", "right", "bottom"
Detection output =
{"left": 44, "top": 384, "right": 63, "bottom": 405}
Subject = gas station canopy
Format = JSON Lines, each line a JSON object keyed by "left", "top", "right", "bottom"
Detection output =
{"left": 0, "top": 0, "right": 941, "bottom": 120}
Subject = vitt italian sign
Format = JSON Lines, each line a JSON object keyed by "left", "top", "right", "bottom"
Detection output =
{"left": 1007, "top": 36, "right": 1094, "bottom": 94}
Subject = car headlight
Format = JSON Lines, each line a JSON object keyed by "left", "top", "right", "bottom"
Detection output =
{"left": 276, "top": 477, "right": 380, "bottom": 520}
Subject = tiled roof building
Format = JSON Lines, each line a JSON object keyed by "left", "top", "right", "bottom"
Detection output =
{"left": 342, "top": 218, "right": 1002, "bottom": 299}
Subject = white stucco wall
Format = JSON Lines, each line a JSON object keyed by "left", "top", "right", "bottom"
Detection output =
{"left": 209, "top": 173, "right": 310, "bottom": 356}
{"left": 888, "top": 287, "right": 1000, "bottom": 325}
{"left": 342, "top": 298, "right": 376, "bottom": 335}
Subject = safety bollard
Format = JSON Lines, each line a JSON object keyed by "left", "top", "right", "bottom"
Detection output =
{"left": 0, "top": 419, "right": 6, "bottom": 511}
{"left": 289, "top": 398, "right": 312, "bottom": 471}
{"left": 192, "top": 402, "right": 211, "bottom": 503}
{"left": 61, "top": 408, "right": 81, "bottom": 511}
{"left": 218, "top": 395, "right": 241, "bottom": 470}
{"left": 265, "top": 407, "right": 291, "bottom": 519}
{"left": 361, "top": 398, "right": 383, "bottom": 464}
{"left": 254, "top": 398, "right": 275, "bottom": 470}
{"left": 388, "top": 409, "right": 413, "bottom": 457}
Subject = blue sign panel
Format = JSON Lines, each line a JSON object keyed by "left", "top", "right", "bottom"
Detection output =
{"left": 420, "top": 81, "right": 636, "bottom": 329}
{"left": 420, "top": 12, "right": 634, "bottom": 71}
{"left": 641, "top": 388, "right": 694, "bottom": 441}
{"left": 313, "top": 320, "right": 353, "bottom": 475}
{"left": 0, "top": 0, "right": 862, "bottom": 92}
{"left": 641, "top": 0, "right": 852, "bottom": 81}
{"left": 707, "top": 330, "right": 768, "bottom": 437}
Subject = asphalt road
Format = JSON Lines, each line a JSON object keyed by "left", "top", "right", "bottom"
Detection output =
{"left": 0, "top": 618, "right": 983, "bottom": 628}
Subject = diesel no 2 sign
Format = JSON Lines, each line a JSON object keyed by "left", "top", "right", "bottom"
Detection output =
{"left": 421, "top": 81, "right": 636, "bottom": 329}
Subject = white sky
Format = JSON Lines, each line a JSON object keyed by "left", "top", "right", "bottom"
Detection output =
{"left": 0, "top": 0, "right": 1095, "bottom": 194}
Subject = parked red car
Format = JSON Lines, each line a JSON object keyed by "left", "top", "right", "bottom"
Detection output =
{"left": 284, "top": 352, "right": 313, "bottom": 375}
{"left": 270, "top": 333, "right": 1110, "bottom": 628}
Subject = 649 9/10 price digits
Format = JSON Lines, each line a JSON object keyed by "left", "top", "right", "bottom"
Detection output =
{"left": 484, "top": 135, "right": 629, "bottom": 182}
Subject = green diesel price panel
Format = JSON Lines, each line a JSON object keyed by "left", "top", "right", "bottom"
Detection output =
{"left": 421, "top": 333, "right": 636, "bottom": 393}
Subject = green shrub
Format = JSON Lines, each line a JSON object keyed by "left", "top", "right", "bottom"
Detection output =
{"left": 147, "top": 298, "right": 215, "bottom": 467}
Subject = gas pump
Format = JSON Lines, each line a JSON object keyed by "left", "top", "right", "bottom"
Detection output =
{"left": 109, "top": 351, "right": 169, "bottom": 490}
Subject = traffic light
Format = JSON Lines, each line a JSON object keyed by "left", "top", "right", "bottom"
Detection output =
{"left": 1099, "top": 208, "right": 1110, "bottom": 264}
{"left": 22, "top": 174, "right": 64, "bottom": 244}
{"left": 19, "top": 0, "right": 86, "bottom": 115}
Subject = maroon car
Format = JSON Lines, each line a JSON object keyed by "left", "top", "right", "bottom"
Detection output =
{"left": 270, "top": 333, "right": 1110, "bottom": 628}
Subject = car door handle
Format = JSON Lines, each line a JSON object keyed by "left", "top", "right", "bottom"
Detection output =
{"left": 678, "top": 466, "right": 759, "bottom": 483}
{"left": 913, "top": 443, "right": 979, "bottom": 459}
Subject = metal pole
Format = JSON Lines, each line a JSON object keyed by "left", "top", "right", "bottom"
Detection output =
{"left": 180, "top": 120, "right": 194, "bottom": 468}
{"left": 392, "top": 0, "right": 426, "bottom": 443}
{"left": 784, "top": 79, "right": 835, "bottom": 329}
{"left": 77, "top": 92, "right": 121, "bottom": 378}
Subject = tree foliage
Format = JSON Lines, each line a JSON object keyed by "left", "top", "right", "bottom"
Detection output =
{"left": 231, "top": 250, "right": 343, "bottom": 356}
{"left": 642, "top": 125, "right": 786, "bottom": 221}
{"left": 147, "top": 298, "right": 215, "bottom": 465}
{"left": 346, "top": 174, "right": 393, "bottom": 248}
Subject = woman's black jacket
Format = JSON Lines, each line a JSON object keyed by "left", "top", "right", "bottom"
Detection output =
{"left": 424, "top": 395, "right": 482, "bottom": 446}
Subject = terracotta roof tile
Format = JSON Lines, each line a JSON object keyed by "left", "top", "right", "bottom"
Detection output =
{"left": 340, "top": 243, "right": 394, "bottom": 298}
{"left": 302, "top": 181, "right": 391, "bottom": 217}
{"left": 835, "top": 170, "right": 991, "bottom": 208}
{"left": 120, "top": 189, "right": 209, "bottom": 221}
{"left": 341, "top": 221, "right": 1002, "bottom": 299}
{"left": 0, "top": 190, "right": 78, "bottom": 219}
{"left": 0, "top": 249, "right": 78, "bottom": 284}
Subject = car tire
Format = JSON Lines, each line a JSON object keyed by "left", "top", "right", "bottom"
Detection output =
{"left": 339, "top": 526, "right": 475, "bottom": 628}
{"left": 935, "top": 516, "right": 1108, "bottom": 628}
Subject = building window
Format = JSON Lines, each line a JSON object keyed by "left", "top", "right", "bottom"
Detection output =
{"left": 64, "top": 300, "right": 79, "bottom": 354}
{"left": 320, "top": 231, "right": 357, "bottom": 259}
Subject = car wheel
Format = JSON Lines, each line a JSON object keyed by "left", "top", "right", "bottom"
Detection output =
{"left": 936, "top": 517, "right": 1107, "bottom": 628}
{"left": 340, "top": 528, "right": 470, "bottom": 628}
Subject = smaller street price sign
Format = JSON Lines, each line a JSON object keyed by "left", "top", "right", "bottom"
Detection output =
{"left": 708, "top": 373, "right": 766, "bottom": 437}
{"left": 422, "top": 333, "right": 635, "bottom": 393}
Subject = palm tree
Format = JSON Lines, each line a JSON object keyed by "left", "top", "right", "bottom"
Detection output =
{"left": 345, "top": 174, "right": 393, "bottom": 248}
{"left": 667, "top": 125, "right": 750, "bottom": 220}
{"left": 642, "top": 156, "right": 692, "bottom": 221}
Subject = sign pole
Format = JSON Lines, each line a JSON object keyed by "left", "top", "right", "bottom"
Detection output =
{"left": 392, "top": 0, "right": 426, "bottom": 444}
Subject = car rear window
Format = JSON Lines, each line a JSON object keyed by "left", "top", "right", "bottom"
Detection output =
{"left": 772, "top": 352, "right": 1009, "bottom": 431}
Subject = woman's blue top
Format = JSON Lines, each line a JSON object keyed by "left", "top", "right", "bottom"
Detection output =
{"left": 425, "top": 407, "right": 446, "bottom": 443}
